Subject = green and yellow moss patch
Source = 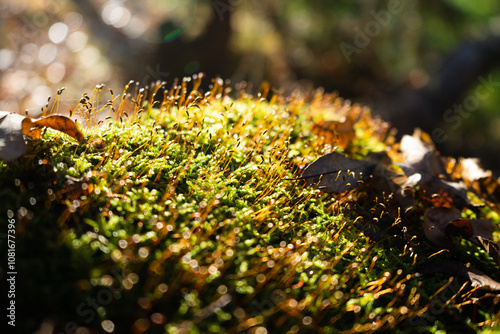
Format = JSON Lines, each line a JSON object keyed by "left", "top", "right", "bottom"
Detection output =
{"left": 1, "top": 77, "right": 499, "bottom": 333}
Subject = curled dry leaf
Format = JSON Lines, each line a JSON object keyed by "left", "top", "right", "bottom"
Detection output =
{"left": 299, "top": 150, "right": 414, "bottom": 212}
{"left": 460, "top": 158, "right": 491, "bottom": 180}
{"left": 398, "top": 129, "right": 443, "bottom": 176}
{"left": 475, "top": 236, "right": 500, "bottom": 268}
{"left": 398, "top": 130, "right": 469, "bottom": 208}
{"left": 31, "top": 115, "right": 84, "bottom": 141}
{"left": 424, "top": 206, "right": 497, "bottom": 249}
{"left": 0, "top": 111, "right": 83, "bottom": 162}
{"left": 460, "top": 265, "right": 500, "bottom": 292}
{"left": 299, "top": 152, "right": 376, "bottom": 193}
{"left": 459, "top": 158, "right": 500, "bottom": 214}
{"left": 419, "top": 261, "right": 500, "bottom": 292}
{"left": 423, "top": 207, "right": 462, "bottom": 248}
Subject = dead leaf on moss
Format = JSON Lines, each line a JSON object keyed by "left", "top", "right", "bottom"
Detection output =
{"left": 475, "top": 236, "right": 500, "bottom": 268}
{"left": 299, "top": 152, "right": 376, "bottom": 193}
{"left": 459, "top": 158, "right": 500, "bottom": 214}
{"left": 460, "top": 265, "right": 500, "bottom": 292}
{"left": 299, "top": 150, "right": 415, "bottom": 212}
{"left": 0, "top": 111, "right": 83, "bottom": 162}
{"left": 424, "top": 206, "right": 497, "bottom": 249}
{"left": 419, "top": 261, "right": 500, "bottom": 292}
{"left": 423, "top": 207, "right": 462, "bottom": 248}
{"left": 398, "top": 130, "right": 469, "bottom": 208}
{"left": 445, "top": 218, "right": 474, "bottom": 238}
{"left": 31, "top": 115, "right": 84, "bottom": 141}
{"left": 399, "top": 129, "right": 442, "bottom": 176}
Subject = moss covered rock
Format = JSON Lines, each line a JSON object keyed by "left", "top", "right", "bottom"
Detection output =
{"left": 1, "top": 78, "right": 498, "bottom": 333}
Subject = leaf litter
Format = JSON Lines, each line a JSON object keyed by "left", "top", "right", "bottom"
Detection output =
{"left": 0, "top": 111, "right": 83, "bottom": 162}
{"left": 299, "top": 126, "right": 500, "bottom": 295}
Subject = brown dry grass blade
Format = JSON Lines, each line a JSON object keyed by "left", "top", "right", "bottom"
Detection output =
{"left": 32, "top": 115, "right": 83, "bottom": 141}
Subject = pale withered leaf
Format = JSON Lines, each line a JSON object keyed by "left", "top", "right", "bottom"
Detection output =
{"left": 459, "top": 158, "right": 500, "bottom": 214}
{"left": 460, "top": 265, "right": 500, "bottom": 292}
{"left": 398, "top": 130, "right": 469, "bottom": 208}
{"left": 0, "top": 111, "right": 28, "bottom": 161}
{"left": 419, "top": 261, "right": 500, "bottom": 292}
{"left": 475, "top": 236, "right": 500, "bottom": 268}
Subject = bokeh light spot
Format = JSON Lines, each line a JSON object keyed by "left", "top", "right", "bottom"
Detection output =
{"left": 102, "top": 3, "right": 131, "bottom": 28}
{"left": 38, "top": 43, "right": 57, "bottom": 65}
{"left": 150, "top": 312, "right": 165, "bottom": 325}
{"left": 67, "top": 31, "right": 88, "bottom": 52}
{"left": 48, "top": 22, "right": 69, "bottom": 44}
{"left": 0, "top": 49, "right": 15, "bottom": 70}
{"left": 46, "top": 62, "right": 66, "bottom": 83}
{"left": 101, "top": 320, "right": 115, "bottom": 333}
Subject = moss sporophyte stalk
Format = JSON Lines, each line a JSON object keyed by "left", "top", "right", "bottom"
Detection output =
{"left": 1, "top": 76, "right": 499, "bottom": 333}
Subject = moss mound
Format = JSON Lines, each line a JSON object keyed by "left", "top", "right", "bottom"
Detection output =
{"left": 1, "top": 77, "right": 499, "bottom": 333}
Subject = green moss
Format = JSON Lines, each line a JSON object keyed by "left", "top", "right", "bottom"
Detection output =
{"left": 1, "top": 80, "right": 499, "bottom": 333}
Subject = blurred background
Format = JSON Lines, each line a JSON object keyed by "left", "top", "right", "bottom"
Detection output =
{"left": 1, "top": 0, "right": 500, "bottom": 172}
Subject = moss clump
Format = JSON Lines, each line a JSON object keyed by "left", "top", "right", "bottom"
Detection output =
{"left": 1, "top": 77, "right": 498, "bottom": 333}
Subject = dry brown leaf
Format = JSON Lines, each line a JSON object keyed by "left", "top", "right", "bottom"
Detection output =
{"left": 475, "top": 236, "right": 500, "bottom": 268}
{"left": 0, "top": 111, "right": 83, "bottom": 161}
{"left": 445, "top": 218, "right": 474, "bottom": 238}
{"left": 459, "top": 158, "right": 500, "bottom": 214}
{"left": 21, "top": 117, "right": 41, "bottom": 139}
{"left": 299, "top": 151, "right": 415, "bottom": 212}
{"left": 424, "top": 206, "right": 497, "bottom": 248}
{"left": 398, "top": 130, "right": 469, "bottom": 208}
{"left": 423, "top": 207, "right": 462, "bottom": 248}
{"left": 460, "top": 158, "right": 491, "bottom": 180}
{"left": 32, "top": 115, "right": 84, "bottom": 141}
{"left": 419, "top": 261, "right": 500, "bottom": 292}
{"left": 300, "top": 152, "right": 375, "bottom": 193}
{"left": 460, "top": 265, "right": 500, "bottom": 292}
